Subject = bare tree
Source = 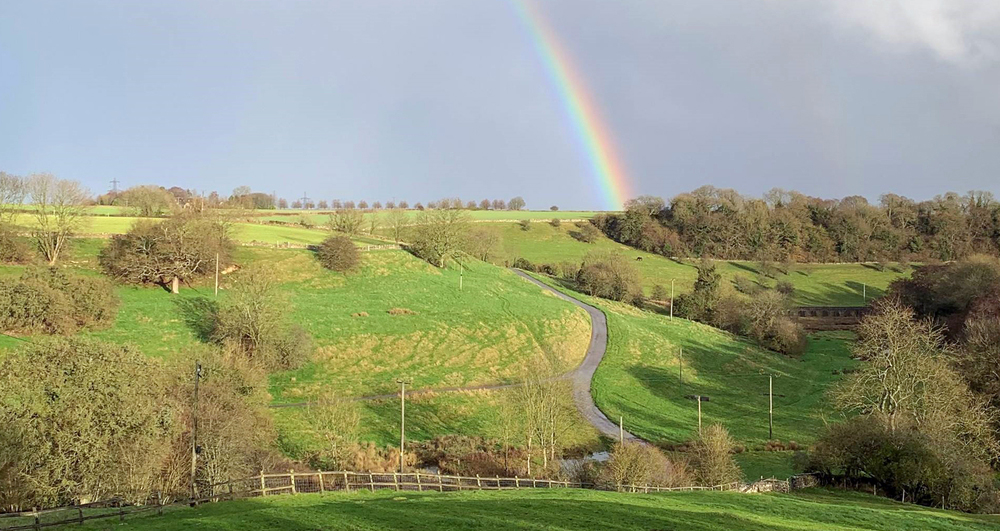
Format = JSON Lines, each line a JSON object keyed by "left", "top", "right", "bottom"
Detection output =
{"left": 328, "top": 209, "right": 364, "bottom": 235}
{"left": 386, "top": 208, "right": 408, "bottom": 243}
{"left": 409, "top": 209, "right": 470, "bottom": 267}
{"left": 28, "top": 174, "right": 88, "bottom": 265}
{"left": 305, "top": 391, "right": 361, "bottom": 469}
{"left": 367, "top": 212, "right": 380, "bottom": 236}
{"left": 0, "top": 172, "right": 27, "bottom": 224}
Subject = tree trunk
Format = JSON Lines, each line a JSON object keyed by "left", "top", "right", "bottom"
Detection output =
{"left": 172, "top": 276, "right": 180, "bottom": 294}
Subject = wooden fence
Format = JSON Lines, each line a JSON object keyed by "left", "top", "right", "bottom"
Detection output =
{"left": 0, "top": 471, "right": 794, "bottom": 530}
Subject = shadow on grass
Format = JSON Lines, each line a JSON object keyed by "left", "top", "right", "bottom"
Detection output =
{"left": 172, "top": 296, "right": 218, "bottom": 342}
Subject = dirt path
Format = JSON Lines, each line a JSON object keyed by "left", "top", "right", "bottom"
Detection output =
{"left": 273, "top": 270, "right": 640, "bottom": 441}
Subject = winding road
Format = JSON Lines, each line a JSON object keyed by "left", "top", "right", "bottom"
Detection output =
{"left": 273, "top": 269, "right": 639, "bottom": 441}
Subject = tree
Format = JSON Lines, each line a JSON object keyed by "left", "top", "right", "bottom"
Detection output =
{"left": 0, "top": 172, "right": 27, "bottom": 224}
{"left": 508, "top": 197, "right": 526, "bottom": 210}
{"left": 479, "top": 199, "right": 491, "bottom": 210}
{"left": 492, "top": 199, "right": 506, "bottom": 210}
{"left": 385, "top": 201, "right": 395, "bottom": 209}
{"left": 386, "top": 208, "right": 408, "bottom": 243}
{"left": 550, "top": 205, "right": 559, "bottom": 211}
{"left": 408, "top": 209, "right": 470, "bottom": 267}
{"left": 28, "top": 174, "right": 88, "bottom": 265}
{"left": 399, "top": 200, "right": 409, "bottom": 209}
{"left": 328, "top": 209, "right": 364, "bottom": 235}
{"left": 368, "top": 212, "right": 380, "bottom": 235}
{"left": 316, "top": 235, "right": 360, "bottom": 273}
{"left": 372, "top": 201, "right": 382, "bottom": 210}
{"left": 624, "top": 195, "right": 666, "bottom": 217}
{"left": 0, "top": 338, "right": 176, "bottom": 508}
{"left": 120, "top": 185, "right": 177, "bottom": 216}
{"left": 575, "top": 251, "right": 642, "bottom": 303}
{"left": 0, "top": 267, "right": 120, "bottom": 335}
{"left": 277, "top": 198, "right": 288, "bottom": 209}
{"left": 463, "top": 228, "right": 503, "bottom": 262}
{"left": 358, "top": 200, "right": 369, "bottom": 209}
{"left": 305, "top": 391, "right": 361, "bottom": 469}
{"left": 692, "top": 424, "right": 742, "bottom": 486}
{"left": 291, "top": 200, "right": 302, "bottom": 209}
{"left": 344, "top": 201, "right": 356, "bottom": 210}
{"left": 601, "top": 442, "right": 692, "bottom": 491}
{"left": 100, "top": 212, "right": 234, "bottom": 293}
{"left": 466, "top": 200, "right": 477, "bottom": 210}
{"left": 317, "top": 200, "right": 328, "bottom": 209}
{"left": 212, "top": 266, "right": 313, "bottom": 370}
{"left": 331, "top": 199, "right": 342, "bottom": 209}
{"left": 572, "top": 223, "right": 601, "bottom": 243}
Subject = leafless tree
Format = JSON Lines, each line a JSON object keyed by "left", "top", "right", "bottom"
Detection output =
{"left": 28, "top": 174, "right": 88, "bottom": 265}
{"left": 0, "top": 172, "right": 27, "bottom": 224}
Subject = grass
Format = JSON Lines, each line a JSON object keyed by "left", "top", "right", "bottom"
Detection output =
{"left": 495, "top": 222, "right": 910, "bottom": 306}
{"left": 73, "top": 488, "right": 1000, "bottom": 530}
{"left": 529, "top": 275, "right": 856, "bottom": 446}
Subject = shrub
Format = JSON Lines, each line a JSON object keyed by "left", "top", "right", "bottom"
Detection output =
{"left": 0, "top": 223, "right": 31, "bottom": 264}
{"left": 512, "top": 257, "right": 535, "bottom": 271}
{"left": 572, "top": 223, "right": 601, "bottom": 243}
{"left": 576, "top": 251, "right": 642, "bottom": 303}
{"left": 519, "top": 219, "right": 531, "bottom": 231}
{"left": 212, "top": 266, "right": 313, "bottom": 370}
{"left": 388, "top": 307, "right": 416, "bottom": 315}
{"left": 550, "top": 218, "right": 561, "bottom": 227}
{"left": 733, "top": 274, "right": 757, "bottom": 295}
{"left": 537, "top": 263, "right": 558, "bottom": 276}
{"left": 600, "top": 443, "right": 693, "bottom": 491}
{"left": 651, "top": 284, "right": 668, "bottom": 301}
{"left": 775, "top": 280, "right": 795, "bottom": 296}
{"left": 692, "top": 424, "right": 742, "bottom": 486}
{"left": 0, "top": 267, "right": 119, "bottom": 335}
{"left": 559, "top": 261, "right": 580, "bottom": 280}
{"left": 316, "top": 235, "right": 360, "bottom": 272}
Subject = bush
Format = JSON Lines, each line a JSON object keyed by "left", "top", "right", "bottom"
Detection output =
{"left": 519, "top": 219, "right": 531, "bottom": 231}
{"left": 512, "top": 257, "right": 535, "bottom": 271}
{"left": 550, "top": 218, "right": 561, "bottom": 227}
{"left": 572, "top": 223, "right": 601, "bottom": 243}
{"left": 692, "top": 424, "right": 742, "bottom": 486}
{"left": 0, "top": 267, "right": 119, "bottom": 335}
{"left": 651, "top": 284, "right": 668, "bottom": 301}
{"left": 600, "top": 443, "right": 693, "bottom": 491}
{"left": 212, "top": 266, "right": 313, "bottom": 370}
{"left": 0, "top": 223, "right": 31, "bottom": 264}
{"left": 576, "top": 251, "right": 642, "bottom": 303}
{"left": 733, "top": 275, "right": 757, "bottom": 295}
{"left": 316, "top": 235, "right": 360, "bottom": 272}
{"left": 775, "top": 280, "right": 795, "bottom": 296}
{"left": 560, "top": 261, "right": 580, "bottom": 280}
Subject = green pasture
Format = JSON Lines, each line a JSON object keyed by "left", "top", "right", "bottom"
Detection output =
{"left": 74, "top": 488, "right": 1000, "bottom": 531}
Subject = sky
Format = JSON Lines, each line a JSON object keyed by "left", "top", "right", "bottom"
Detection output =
{"left": 1, "top": 0, "right": 999, "bottom": 210}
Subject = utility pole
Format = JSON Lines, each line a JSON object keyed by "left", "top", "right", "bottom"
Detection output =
{"left": 214, "top": 253, "right": 220, "bottom": 297}
{"left": 110, "top": 178, "right": 120, "bottom": 194}
{"left": 397, "top": 379, "right": 410, "bottom": 473}
{"left": 459, "top": 260, "right": 464, "bottom": 291}
{"left": 619, "top": 416, "right": 624, "bottom": 444}
{"left": 697, "top": 395, "right": 702, "bottom": 436}
{"left": 768, "top": 375, "right": 773, "bottom": 440}
{"left": 299, "top": 192, "right": 311, "bottom": 210}
{"left": 862, "top": 283, "right": 867, "bottom": 302}
{"left": 678, "top": 346, "right": 683, "bottom": 385}
{"left": 190, "top": 361, "right": 202, "bottom": 502}
{"left": 669, "top": 279, "right": 675, "bottom": 320}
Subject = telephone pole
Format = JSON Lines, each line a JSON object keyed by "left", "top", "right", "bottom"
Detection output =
{"left": 697, "top": 395, "right": 703, "bottom": 436}
{"left": 669, "top": 279, "right": 675, "bottom": 320}
{"left": 678, "top": 346, "right": 683, "bottom": 385}
{"left": 190, "top": 361, "right": 202, "bottom": 502}
{"left": 768, "top": 375, "right": 773, "bottom": 440}
{"left": 397, "top": 379, "right": 410, "bottom": 473}
{"left": 619, "top": 416, "right": 624, "bottom": 444}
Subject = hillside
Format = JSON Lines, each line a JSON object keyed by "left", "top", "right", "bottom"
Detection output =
{"left": 73, "top": 489, "right": 1000, "bottom": 531}
{"left": 496, "top": 221, "right": 910, "bottom": 305}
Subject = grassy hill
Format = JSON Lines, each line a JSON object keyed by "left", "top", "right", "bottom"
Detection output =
{"left": 496, "top": 221, "right": 910, "bottom": 305}
{"left": 74, "top": 489, "right": 1000, "bottom": 531}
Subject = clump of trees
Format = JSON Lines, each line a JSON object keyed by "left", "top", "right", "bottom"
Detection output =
{"left": 597, "top": 188, "right": 1000, "bottom": 262}
{"left": 316, "top": 235, "right": 360, "bottom": 273}
{"left": 806, "top": 299, "right": 1000, "bottom": 512}
{"left": 691, "top": 424, "right": 743, "bottom": 486}
{"left": 0, "top": 338, "right": 279, "bottom": 509}
{"left": 100, "top": 212, "right": 234, "bottom": 293}
{"left": 27, "top": 174, "right": 89, "bottom": 265}
{"left": 118, "top": 185, "right": 178, "bottom": 216}
{"left": 677, "top": 259, "right": 806, "bottom": 355}
{"left": 600, "top": 443, "right": 693, "bottom": 491}
{"left": 0, "top": 267, "right": 119, "bottom": 335}
{"left": 575, "top": 251, "right": 642, "bottom": 304}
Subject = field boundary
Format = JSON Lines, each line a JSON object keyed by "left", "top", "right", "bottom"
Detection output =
{"left": 0, "top": 471, "right": 800, "bottom": 530}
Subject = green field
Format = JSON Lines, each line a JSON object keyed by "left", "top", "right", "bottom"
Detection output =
{"left": 72, "top": 489, "right": 1000, "bottom": 531}
{"left": 495, "top": 222, "right": 909, "bottom": 305}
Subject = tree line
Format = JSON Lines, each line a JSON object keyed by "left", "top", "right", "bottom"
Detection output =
{"left": 596, "top": 187, "right": 1000, "bottom": 262}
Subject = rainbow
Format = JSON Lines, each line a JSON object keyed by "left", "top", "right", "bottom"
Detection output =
{"left": 510, "top": 0, "right": 632, "bottom": 211}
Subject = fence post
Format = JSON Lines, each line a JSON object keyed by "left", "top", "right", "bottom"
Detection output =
{"left": 532, "top": 478, "right": 537, "bottom": 488}
{"left": 289, "top": 469, "right": 297, "bottom": 495}
{"left": 438, "top": 473, "right": 444, "bottom": 492}
{"left": 344, "top": 472, "right": 350, "bottom": 493}
{"left": 260, "top": 469, "right": 265, "bottom": 495}
{"left": 496, "top": 475, "right": 501, "bottom": 489}
{"left": 476, "top": 474, "right": 482, "bottom": 489}
{"left": 515, "top": 476, "right": 520, "bottom": 489}
{"left": 318, "top": 470, "right": 324, "bottom": 493}
{"left": 416, "top": 472, "right": 422, "bottom": 492}
{"left": 369, "top": 472, "right": 375, "bottom": 492}
{"left": 34, "top": 510, "right": 40, "bottom": 531}
{"left": 393, "top": 472, "right": 399, "bottom": 491}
